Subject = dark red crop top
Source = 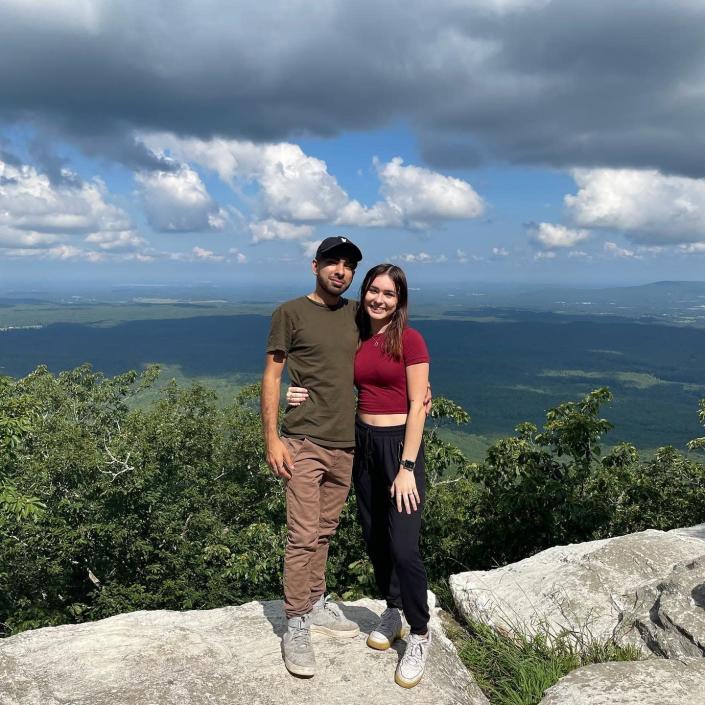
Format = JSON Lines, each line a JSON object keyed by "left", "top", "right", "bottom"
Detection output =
{"left": 354, "top": 327, "right": 430, "bottom": 414}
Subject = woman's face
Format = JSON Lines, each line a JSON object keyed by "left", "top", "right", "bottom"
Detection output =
{"left": 364, "top": 273, "right": 398, "bottom": 325}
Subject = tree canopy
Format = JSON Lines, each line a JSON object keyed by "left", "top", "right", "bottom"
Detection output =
{"left": 1, "top": 365, "right": 704, "bottom": 636}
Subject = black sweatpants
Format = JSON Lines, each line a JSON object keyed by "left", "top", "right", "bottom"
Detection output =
{"left": 352, "top": 417, "right": 429, "bottom": 634}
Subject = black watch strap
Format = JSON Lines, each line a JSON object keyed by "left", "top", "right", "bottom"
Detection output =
{"left": 401, "top": 458, "right": 416, "bottom": 471}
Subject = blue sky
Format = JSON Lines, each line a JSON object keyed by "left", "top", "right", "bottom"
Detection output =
{"left": 2, "top": 1, "right": 705, "bottom": 288}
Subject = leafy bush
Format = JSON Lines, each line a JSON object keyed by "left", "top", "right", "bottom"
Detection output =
{"left": 466, "top": 387, "right": 705, "bottom": 568}
{"left": 2, "top": 364, "right": 705, "bottom": 638}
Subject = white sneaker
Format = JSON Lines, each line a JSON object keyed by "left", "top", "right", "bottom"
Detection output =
{"left": 395, "top": 632, "right": 431, "bottom": 688}
{"left": 367, "top": 607, "right": 408, "bottom": 650}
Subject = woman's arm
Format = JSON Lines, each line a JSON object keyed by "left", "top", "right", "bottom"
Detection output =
{"left": 391, "top": 361, "right": 429, "bottom": 514}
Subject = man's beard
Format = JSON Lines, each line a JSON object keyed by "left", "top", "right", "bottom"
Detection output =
{"left": 316, "top": 272, "right": 350, "bottom": 297}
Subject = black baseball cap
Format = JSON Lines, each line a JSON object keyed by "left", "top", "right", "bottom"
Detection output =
{"left": 315, "top": 236, "right": 362, "bottom": 264}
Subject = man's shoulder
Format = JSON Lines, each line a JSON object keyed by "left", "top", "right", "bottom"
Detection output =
{"left": 272, "top": 296, "right": 309, "bottom": 315}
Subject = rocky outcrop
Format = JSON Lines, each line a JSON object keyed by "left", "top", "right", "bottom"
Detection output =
{"left": 537, "top": 659, "right": 705, "bottom": 705}
{"left": 618, "top": 556, "right": 705, "bottom": 658}
{"left": 0, "top": 597, "right": 488, "bottom": 705}
{"left": 450, "top": 525, "right": 705, "bottom": 651}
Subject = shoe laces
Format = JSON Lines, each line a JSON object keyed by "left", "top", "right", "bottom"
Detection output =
{"left": 321, "top": 595, "right": 343, "bottom": 618}
{"left": 402, "top": 633, "right": 428, "bottom": 667}
{"left": 290, "top": 615, "right": 312, "bottom": 647}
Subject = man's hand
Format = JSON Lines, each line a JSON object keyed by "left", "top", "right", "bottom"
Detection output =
{"left": 423, "top": 383, "right": 432, "bottom": 417}
{"left": 265, "top": 436, "right": 294, "bottom": 480}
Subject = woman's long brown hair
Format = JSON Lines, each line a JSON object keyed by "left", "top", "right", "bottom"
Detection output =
{"left": 355, "top": 263, "right": 408, "bottom": 361}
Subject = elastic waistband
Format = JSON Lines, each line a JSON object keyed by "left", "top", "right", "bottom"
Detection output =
{"left": 355, "top": 416, "right": 406, "bottom": 435}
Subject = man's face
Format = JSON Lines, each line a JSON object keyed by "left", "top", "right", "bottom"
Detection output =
{"left": 312, "top": 255, "right": 356, "bottom": 297}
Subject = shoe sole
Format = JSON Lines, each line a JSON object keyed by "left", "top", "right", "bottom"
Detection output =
{"left": 284, "top": 657, "right": 315, "bottom": 678}
{"left": 310, "top": 624, "right": 360, "bottom": 639}
{"left": 366, "top": 627, "right": 409, "bottom": 650}
{"left": 394, "top": 671, "right": 423, "bottom": 689}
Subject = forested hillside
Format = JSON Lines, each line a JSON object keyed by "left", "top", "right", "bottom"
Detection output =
{"left": 1, "top": 365, "right": 704, "bottom": 637}
{"left": 3, "top": 310, "right": 705, "bottom": 451}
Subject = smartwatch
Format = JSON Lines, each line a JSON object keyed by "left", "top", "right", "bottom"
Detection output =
{"left": 401, "top": 458, "right": 416, "bottom": 471}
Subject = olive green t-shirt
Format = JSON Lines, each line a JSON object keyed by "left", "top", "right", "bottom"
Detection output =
{"left": 266, "top": 296, "right": 358, "bottom": 447}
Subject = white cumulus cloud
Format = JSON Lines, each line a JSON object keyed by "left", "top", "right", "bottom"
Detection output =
{"left": 0, "top": 231, "right": 60, "bottom": 248}
{"left": 140, "top": 134, "right": 485, "bottom": 233}
{"left": 530, "top": 222, "right": 590, "bottom": 249}
{"left": 0, "top": 158, "right": 131, "bottom": 243}
{"left": 249, "top": 219, "right": 314, "bottom": 243}
{"left": 604, "top": 241, "right": 638, "bottom": 258}
{"left": 679, "top": 243, "right": 705, "bottom": 254}
{"left": 192, "top": 246, "right": 225, "bottom": 262}
{"left": 0, "top": 156, "right": 149, "bottom": 261}
{"left": 136, "top": 164, "right": 224, "bottom": 232}
{"left": 566, "top": 168, "right": 705, "bottom": 244}
{"left": 228, "top": 248, "right": 248, "bottom": 264}
{"left": 300, "top": 240, "right": 323, "bottom": 258}
{"left": 4, "top": 244, "right": 107, "bottom": 262}
{"left": 392, "top": 251, "right": 447, "bottom": 264}
{"left": 142, "top": 135, "right": 349, "bottom": 224}
{"left": 85, "top": 230, "right": 147, "bottom": 252}
{"left": 338, "top": 157, "right": 485, "bottom": 230}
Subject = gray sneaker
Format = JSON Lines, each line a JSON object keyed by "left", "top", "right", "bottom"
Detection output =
{"left": 395, "top": 632, "right": 431, "bottom": 688}
{"left": 366, "top": 607, "right": 408, "bottom": 650}
{"left": 310, "top": 595, "right": 360, "bottom": 638}
{"left": 282, "top": 614, "right": 315, "bottom": 677}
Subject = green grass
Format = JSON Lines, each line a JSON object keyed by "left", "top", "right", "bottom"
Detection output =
{"left": 430, "top": 578, "right": 641, "bottom": 705}
{"left": 444, "top": 616, "right": 642, "bottom": 705}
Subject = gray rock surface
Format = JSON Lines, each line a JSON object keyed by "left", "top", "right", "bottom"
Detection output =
{"left": 450, "top": 525, "right": 705, "bottom": 649}
{"left": 0, "top": 597, "right": 488, "bottom": 705}
{"left": 537, "top": 659, "right": 705, "bottom": 705}
{"left": 618, "top": 556, "right": 705, "bottom": 658}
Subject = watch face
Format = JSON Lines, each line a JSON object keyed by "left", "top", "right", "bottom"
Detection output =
{"left": 402, "top": 459, "right": 415, "bottom": 470}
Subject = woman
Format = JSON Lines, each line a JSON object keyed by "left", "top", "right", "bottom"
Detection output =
{"left": 287, "top": 263, "right": 431, "bottom": 689}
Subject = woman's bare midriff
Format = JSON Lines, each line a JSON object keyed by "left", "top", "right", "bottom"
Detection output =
{"left": 357, "top": 412, "right": 408, "bottom": 426}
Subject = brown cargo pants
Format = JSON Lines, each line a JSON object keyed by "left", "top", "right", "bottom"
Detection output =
{"left": 281, "top": 436, "right": 354, "bottom": 618}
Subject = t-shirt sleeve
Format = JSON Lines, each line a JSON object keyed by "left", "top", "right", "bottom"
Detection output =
{"left": 266, "top": 305, "right": 292, "bottom": 353}
{"left": 403, "top": 328, "right": 430, "bottom": 366}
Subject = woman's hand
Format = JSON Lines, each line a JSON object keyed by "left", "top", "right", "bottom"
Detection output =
{"left": 390, "top": 468, "right": 420, "bottom": 514}
{"left": 285, "top": 386, "right": 309, "bottom": 406}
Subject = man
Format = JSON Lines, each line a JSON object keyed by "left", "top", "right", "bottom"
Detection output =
{"left": 261, "top": 236, "right": 363, "bottom": 677}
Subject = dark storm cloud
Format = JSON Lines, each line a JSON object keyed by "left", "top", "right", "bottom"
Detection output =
{"left": 28, "top": 140, "right": 83, "bottom": 187}
{"left": 71, "top": 130, "right": 181, "bottom": 172}
{"left": 2, "top": 0, "right": 705, "bottom": 175}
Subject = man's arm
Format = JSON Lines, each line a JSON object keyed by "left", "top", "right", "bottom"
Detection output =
{"left": 261, "top": 350, "right": 294, "bottom": 479}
